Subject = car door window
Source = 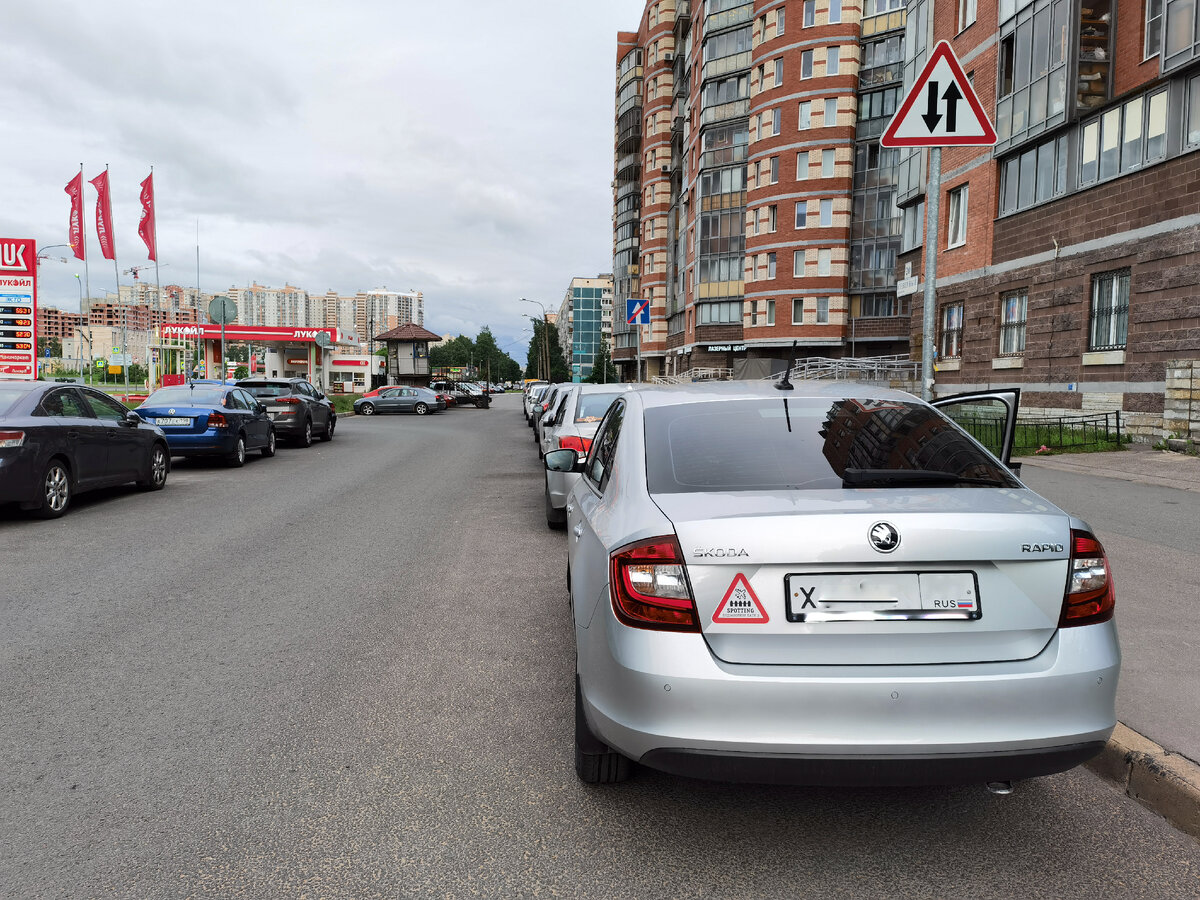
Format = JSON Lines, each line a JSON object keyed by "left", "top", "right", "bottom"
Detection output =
{"left": 226, "top": 391, "right": 248, "bottom": 411}
{"left": 236, "top": 390, "right": 259, "bottom": 411}
{"left": 80, "top": 389, "right": 128, "bottom": 422}
{"left": 585, "top": 399, "right": 625, "bottom": 492}
{"left": 41, "top": 388, "right": 91, "bottom": 418}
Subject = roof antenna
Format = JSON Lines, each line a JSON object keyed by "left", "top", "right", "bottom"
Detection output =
{"left": 775, "top": 340, "right": 797, "bottom": 391}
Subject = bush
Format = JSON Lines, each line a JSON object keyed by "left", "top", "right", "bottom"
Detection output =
{"left": 331, "top": 394, "right": 361, "bottom": 414}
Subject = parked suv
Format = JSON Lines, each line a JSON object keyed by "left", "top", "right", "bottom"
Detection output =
{"left": 237, "top": 378, "right": 336, "bottom": 446}
{"left": 429, "top": 381, "right": 491, "bottom": 408}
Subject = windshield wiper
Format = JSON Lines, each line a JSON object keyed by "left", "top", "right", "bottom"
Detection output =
{"left": 842, "top": 468, "right": 1009, "bottom": 488}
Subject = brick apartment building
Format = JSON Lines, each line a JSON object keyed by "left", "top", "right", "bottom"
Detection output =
{"left": 86, "top": 302, "right": 197, "bottom": 331}
{"left": 35, "top": 305, "right": 86, "bottom": 341}
{"left": 613, "top": 0, "right": 909, "bottom": 381}
{"left": 896, "top": 0, "right": 1200, "bottom": 438}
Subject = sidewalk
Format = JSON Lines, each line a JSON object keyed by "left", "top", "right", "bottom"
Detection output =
{"left": 1023, "top": 445, "right": 1200, "bottom": 842}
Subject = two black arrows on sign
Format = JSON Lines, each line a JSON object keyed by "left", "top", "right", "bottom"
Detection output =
{"left": 921, "top": 80, "right": 964, "bottom": 132}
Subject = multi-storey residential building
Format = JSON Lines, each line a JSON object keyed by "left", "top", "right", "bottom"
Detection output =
{"left": 557, "top": 275, "right": 615, "bottom": 381}
{"left": 36, "top": 306, "right": 87, "bottom": 341}
{"left": 614, "top": 0, "right": 910, "bottom": 381}
{"left": 86, "top": 303, "right": 197, "bottom": 331}
{"left": 228, "top": 284, "right": 312, "bottom": 327}
{"left": 358, "top": 289, "right": 424, "bottom": 339}
{"left": 897, "top": 0, "right": 1200, "bottom": 440}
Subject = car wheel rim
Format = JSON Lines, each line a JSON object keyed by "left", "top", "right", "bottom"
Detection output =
{"left": 46, "top": 466, "right": 68, "bottom": 512}
{"left": 237, "top": 440, "right": 245, "bottom": 463}
{"left": 304, "top": 424, "right": 311, "bottom": 443}
{"left": 416, "top": 404, "right": 426, "bottom": 415}
{"left": 268, "top": 433, "right": 275, "bottom": 453}
{"left": 152, "top": 448, "right": 167, "bottom": 484}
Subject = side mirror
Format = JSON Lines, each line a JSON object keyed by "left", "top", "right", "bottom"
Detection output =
{"left": 124, "top": 410, "right": 142, "bottom": 425}
{"left": 257, "top": 403, "right": 267, "bottom": 414}
{"left": 544, "top": 449, "right": 583, "bottom": 473}
{"left": 317, "top": 392, "right": 326, "bottom": 400}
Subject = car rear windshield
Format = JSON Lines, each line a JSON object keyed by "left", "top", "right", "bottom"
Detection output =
{"left": 575, "top": 392, "right": 620, "bottom": 423}
{"left": 0, "top": 385, "right": 33, "bottom": 417}
{"left": 643, "top": 397, "right": 1019, "bottom": 493}
{"left": 242, "top": 384, "right": 292, "bottom": 397}
{"left": 145, "top": 387, "right": 225, "bottom": 406}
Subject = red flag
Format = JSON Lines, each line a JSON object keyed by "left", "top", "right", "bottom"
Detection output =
{"left": 138, "top": 172, "right": 157, "bottom": 261}
{"left": 89, "top": 170, "right": 116, "bottom": 261}
{"left": 64, "top": 172, "right": 86, "bottom": 260}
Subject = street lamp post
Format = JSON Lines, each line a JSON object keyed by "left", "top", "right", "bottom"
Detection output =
{"left": 521, "top": 298, "right": 552, "bottom": 381}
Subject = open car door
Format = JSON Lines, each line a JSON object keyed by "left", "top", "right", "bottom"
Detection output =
{"left": 933, "top": 388, "right": 1022, "bottom": 474}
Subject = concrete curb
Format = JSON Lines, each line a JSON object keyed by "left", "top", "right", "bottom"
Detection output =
{"left": 1087, "top": 722, "right": 1200, "bottom": 843}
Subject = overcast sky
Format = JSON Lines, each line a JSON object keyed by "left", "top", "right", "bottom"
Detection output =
{"left": 2, "top": 1, "right": 648, "bottom": 365}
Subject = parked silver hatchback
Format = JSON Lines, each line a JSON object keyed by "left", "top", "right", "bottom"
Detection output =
{"left": 545, "top": 381, "right": 1120, "bottom": 787}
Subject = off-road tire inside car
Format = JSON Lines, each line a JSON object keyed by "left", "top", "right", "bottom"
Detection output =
{"left": 545, "top": 482, "right": 567, "bottom": 530}
{"left": 320, "top": 416, "right": 335, "bottom": 441}
{"left": 137, "top": 443, "right": 169, "bottom": 490}
{"left": 33, "top": 459, "right": 71, "bottom": 519}
{"left": 575, "top": 676, "right": 631, "bottom": 784}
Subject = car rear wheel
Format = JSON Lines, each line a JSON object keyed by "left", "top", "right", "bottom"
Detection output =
{"left": 226, "top": 435, "right": 246, "bottom": 467}
{"left": 298, "top": 419, "right": 313, "bottom": 447}
{"left": 414, "top": 402, "right": 428, "bottom": 416}
{"left": 575, "top": 676, "right": 630, "bottom": 784}
{"left": 262, "top": 429, "right": 277, "bottom": 457}
{"left": 360, "top": 403, "right": 375, "bottom": 417}
{"left": 320, "top": 416, "right": 335, "bottom": 441}
{"left": 33, "top": 459, "right": 71, "bottom": 519}
{"left": 137, "top": 443, "right": 169, "bottom": 490}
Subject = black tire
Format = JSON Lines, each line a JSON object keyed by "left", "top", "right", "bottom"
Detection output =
{"left": 575, "top": 676, "right": 630, "bottom": 784}
{"left": 262, "top": 429, "right": 277, "bottom": 458}
{"left": 414, "top": 402, "right": 428, "bottom": 416}
{"left": 297, "top": 419, "right": 313, "bottom": 447}
{"left": 360, "top": 403, "right": 376, "bottom": 417}
{"left": 545, "top": 483, "right": 567, "bottom": 530}
{"left": 320, "top": 416, "right": 335, "bottom": 441}
{"left": 226, "top": 435, "right": 247, "bottom": 468}
{"left": 33, "top": 458, "right": 71, "bottom": 519}
{"left": 137, "top": 443, "right": 169, "bottom": 490}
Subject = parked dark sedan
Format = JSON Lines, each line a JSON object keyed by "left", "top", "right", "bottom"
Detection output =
{"left": 137, "top": 384, "right": 275, "bottom": 466}
{"left": 0, "top": 381, "right": 170, "bottom": 518}
{"left": 354, "top": 386, "right": 445, "bottom": 416}
{"left": 237, "top": 377, "right": 336, "bottom": 446}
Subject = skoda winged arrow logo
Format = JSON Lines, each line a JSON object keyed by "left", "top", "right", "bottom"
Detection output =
{"left": 869, "top": 522, "right": 900, "bottom": 553}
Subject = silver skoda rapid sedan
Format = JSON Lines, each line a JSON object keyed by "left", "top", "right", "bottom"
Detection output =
{"left": 544, "top": 381, "right": 1119, "bottom": 787}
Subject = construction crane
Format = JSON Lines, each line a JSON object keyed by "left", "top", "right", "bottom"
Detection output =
{"left": 122, "top": 263, "right": 169, "bottom": 280}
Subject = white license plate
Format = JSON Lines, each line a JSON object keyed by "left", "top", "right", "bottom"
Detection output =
{"left": 156, "top": 417, "right": 191, "bottom": 426}
{"left": 785, "top": 571, "right": 980, "bottom": 622}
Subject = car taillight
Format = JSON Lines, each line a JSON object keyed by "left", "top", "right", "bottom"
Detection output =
{"left": 541, "top": 401, "right": 550, "bottom": 411}
{"left": 609, "top": 536, "right": 698, "bottom": 632}
{"left": 207, "top": 412, "right": 229, "bottom": 429}
{"left": 1060, "top": 530, "right": 1115, "bottom": 627}
{"left": 274, "top": 397, "right": 301, "bottom": 404}
{"left": 0, "top": 430, "right": 25, "bottom": 448}
{"left": 558, "top": 435, "right": 593, "bottom": 456}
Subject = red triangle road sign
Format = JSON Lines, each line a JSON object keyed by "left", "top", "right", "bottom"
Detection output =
{"left": 712, "top": 573, "right": 769, "bottom": 624}
{"left": 880, "top": 41, "right": 997, "bottom": 148}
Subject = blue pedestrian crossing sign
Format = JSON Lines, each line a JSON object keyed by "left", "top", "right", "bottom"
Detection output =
{"left": 626, "top": 298, "right": 650, "bottom": 325}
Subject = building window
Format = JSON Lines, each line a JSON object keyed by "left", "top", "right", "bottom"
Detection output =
{"left": 1078, "top": 87, "right": 1168, "bottom": 186}
{"left": 767, "top": 299, "right": 776, "bottom": 324}
{"left": 999, "top": 290, "right": 1028, "bottom": 355}
{"left": 817, "top": 248, "right": 832, "bottom": 275}
{"left": 826, "top": 47, "right": 840, "bottom": 75}
{"left": 816, "top": 297, "right": 830, "bottom": 323}
{"left": 769, "top": 204, "right": 778, "bottom": 232}
{"left": 775, "top": 58, "right": 784, "bottom": 84}
{"left": 803, "top": 0, "right": 816, "bottom": 26}
{"left": 769, "top": 156, "right": 779, "bottom": 183}
{"left": 1147, "top": 0, "right": 1163, "bottom": 57}
{"left": 1188, "top": 74, "right": 1200, "bottom": 146}
{"left": 792, "top": 297, "right": 805, "bottom": 324}
{"left": 999, "top": 135, "right": 1068, "bottom": 215}
{"left": 802, "top": 50, "right": 814, "bottom": 78}
{"left": 959, "top": 0, "right": 977, "bottom": 30}
{"left": 829, "top": 0, "right": 843, "bottom": 23}
{"left": 819, "top": 199, "right": 833, "bottom": 226}
{"left": 1164, "top": 0, "right": 1200, "bottom": 71}
{"left": 777, "top": 7, "right": 785, "bottom": 33}
{"left": 902, "top": 201, "right": 924, "bottom": 252}
{"left": 946, "top": 184, "right": 968, "bottom": 248}
{"left": 824, "top": 97, "right": 838, "bottom": 123}
{"left": 940, "top": 303, "right": 963, "bottom": 358}
{"left": 796, "top": 201, "right": 808, "bottom": 228}
{"left": 994, "top": 0, "right": 1070, "bottom": 149}
{"left": 794, "top": 249, "right": 807, "bottom": 275}
{"left": 821, "top": 148, "right": 835, "bottom": 177}
{"left": 797, "top": 151, "right": 810, "bottom": 179}
{"left": 798, "top": 101, "right": 812, "bottom": 129}
{"left": 767, "top": 252, "right": 777, "bottom": 279}
{"left": 1089, "top": 270, "right": 1130, "bottom": 351}
{"left": 698, "top": 300, "right": 744, "bottom": 324}
{"left": 750, "top": 302, "right": 758, "bottom": 325}
{"left": 772, "top": 107, "right": 782, "bottom": 135}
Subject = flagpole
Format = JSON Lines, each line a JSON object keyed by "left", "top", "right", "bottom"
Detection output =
{"left": 80, "top": 163, "right": 94, "bottom": 382}
{"left": 102, "top": 165, "right": 128, "bottom": 397}
{"left": 195, "top": 218, "right": 202, "bottom": 379}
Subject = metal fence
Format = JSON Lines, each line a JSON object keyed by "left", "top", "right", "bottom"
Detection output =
{"left": 955, "top": 411, "right": 1124, "bottom": 454}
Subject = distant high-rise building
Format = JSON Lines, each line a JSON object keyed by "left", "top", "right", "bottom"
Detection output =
{"left": 558, "top": 275, "right": 615, "bottom": 381}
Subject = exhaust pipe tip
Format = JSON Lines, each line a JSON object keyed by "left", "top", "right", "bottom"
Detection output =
{"left": 986, "top": 780, "right": 1014, "bottom": 795}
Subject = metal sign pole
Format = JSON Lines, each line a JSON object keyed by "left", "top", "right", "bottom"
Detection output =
{"left": 921, "top": 148, "right": 941, "bottom": 402}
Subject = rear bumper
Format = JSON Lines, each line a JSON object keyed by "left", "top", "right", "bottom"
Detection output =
{"left": 0, "top": 449, "right": 41, "bottom": 504}
{"left": 578, "top": 617, "right": 1120, "bottom": 785}
{"left": 267, "top": 414, "right": 307, "bottom": 436}
{"left": 163, "top": 431, "right": 237, "bottom": 456}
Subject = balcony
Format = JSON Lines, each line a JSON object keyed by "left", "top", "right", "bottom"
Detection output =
{"left": 702, "top": 51, "right": 752, "bottom": 83}
{"left": 674, "top": 0, "right": 691, "bottom": 38}
{"left": 700, "top": 98, "right": 749, "bottom": 127}
{"left": 616, "top": 120, "right": 642, "bottom": 153}
{"left": 617, "top": 90, "right": 643, "bottom": 118}
{"left": 616, "top": 151, "right": 641, "bottom": 180}
{"left": 618, "top": 64, "right": 644, "bottom": 92}
{"left": 705, "top": 2, "right": 752, "bottom": 33}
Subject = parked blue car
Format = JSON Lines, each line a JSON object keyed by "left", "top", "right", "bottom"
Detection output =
{"left": 136, "top": 383, "right": 275, "bottom": 467}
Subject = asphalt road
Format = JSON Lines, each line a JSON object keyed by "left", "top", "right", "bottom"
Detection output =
{"left": 2, "top": 395, "right": 1199, "bottom": 899}
{"left": 1021, "top": 464, "right": 1200, "bottom": 763}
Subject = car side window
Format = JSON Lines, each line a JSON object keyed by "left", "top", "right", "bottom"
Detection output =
{"left": 226, "top": 391, "right": 248, "bottom": 411}
{"left": 237, "top": 390, "right": 259, "bottom": 410}
{"left": 41, "top": 389, "right": 90, "bottom": 418}
{"left": 80, "top": 389, "right": 128, "bottom": 422}
{"left": 585, "top": 399, "right": 625, "bottom": 492}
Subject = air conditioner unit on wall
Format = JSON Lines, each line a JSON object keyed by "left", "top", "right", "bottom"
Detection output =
{"left": 664, "top": 52, "right": 674, "bottom": 62}
{"left": 661, "top": 165, "right": 670, "bottom": 174}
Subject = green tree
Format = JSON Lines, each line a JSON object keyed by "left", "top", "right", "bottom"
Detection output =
{"left": 38, "top": 337, "right": 62, "bottom": 358}
{"left": 583, "top": 338, "right": 619, "bottom": 384}
{"left": 234, "top": 365, "right": 249, "bottom": 379}
{"left": 525, "top": 319, "right": 570, "bottom": 382}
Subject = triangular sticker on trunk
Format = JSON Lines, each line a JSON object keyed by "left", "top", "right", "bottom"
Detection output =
{"left": 713, "top": 573, "right": 769, "bottom": 624}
